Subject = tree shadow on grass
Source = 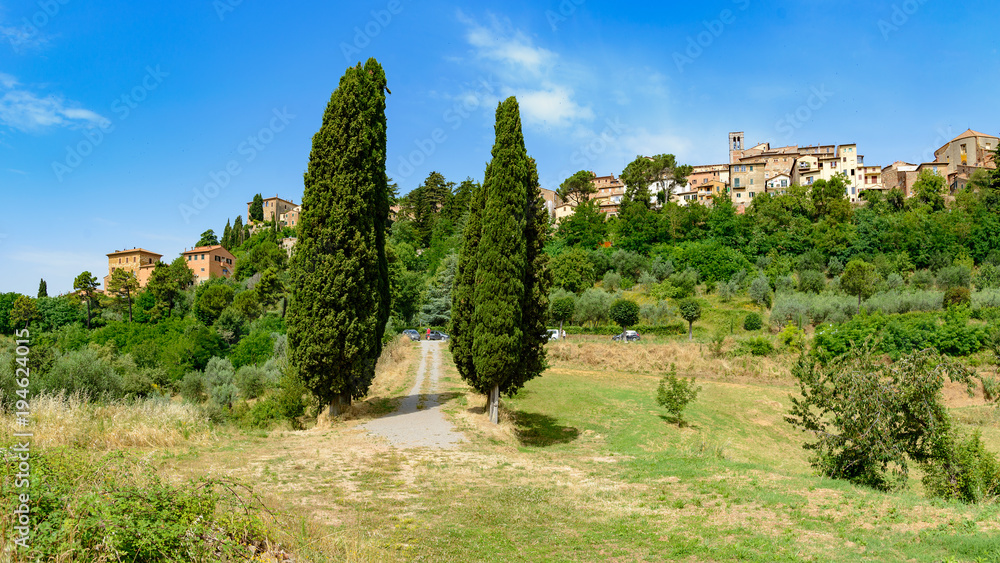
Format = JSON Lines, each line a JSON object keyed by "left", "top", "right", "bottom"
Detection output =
{"left": 511, "top": 410, "right": 580, "bottom": 447}
{"left": 657, "top": 414, "right": 698, "bottom": 430}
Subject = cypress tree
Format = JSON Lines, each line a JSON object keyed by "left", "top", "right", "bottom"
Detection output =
{"left": 37, "top": 279, "right": 47, "bottom": 298}
{"left": 221, "top": 219, "right": 232, "bottom": 250}
{"left": 514, "top": 159, "right": 552, "bottom": 391}
{"left": 232, "top": 216, "right": 244, "bottom": 248}
{"left": 287, "top": 58, "right": 390, "bottom": 416}
{"left": 471, "top": 97, "right": 533, "bottom": 423}
{"left": 250, "top": 194, "right": 264, "bottom": 222}
{"left": 449, "top": 180, "right": 483, "bottom": 388}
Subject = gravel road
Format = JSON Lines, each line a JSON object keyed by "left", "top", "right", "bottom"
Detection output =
{"left": 362, "top": 340, "right": 465, "bottom": 449}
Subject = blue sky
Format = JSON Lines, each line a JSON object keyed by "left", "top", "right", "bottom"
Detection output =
{"left": 2, "top": 0, "right": 998, "bottom": 295}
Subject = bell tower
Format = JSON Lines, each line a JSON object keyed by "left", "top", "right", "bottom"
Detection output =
{"left": 729, "top": 131, "right": 744, "bottom": 164}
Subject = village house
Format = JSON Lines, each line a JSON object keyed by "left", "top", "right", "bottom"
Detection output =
{"left": 104, "top": 248, "right": 162, "bottom": 290}
{"left": 181, "top": 245, "right": 236, "bottom": 284}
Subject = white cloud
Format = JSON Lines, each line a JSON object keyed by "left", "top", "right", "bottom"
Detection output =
{"left": 456, "top": 11, "right": 593, "bottom": 131}
{"left": 458, "top": 11, "right": 555, "bottom": 76}
{"left": 0, "top": 24, "right": 50, "bottom": 52}
{"left": 508, "top": 84, "right": 594, "bottom": 128}
{"left": 0, "top": 75, "right": 109, "bottom": 132}
{"left": 618, "top": 128, "right": 694, "bottom": 161}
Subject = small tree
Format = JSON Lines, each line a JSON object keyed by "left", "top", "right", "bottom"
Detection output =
{"left": 749, "top": 275, "right": 772, "bottom": 309}
{"left": 37, "top": 279, "right": 48, "bottom": 298}
{"left": 743, "top": 312, "right": 762, "bottom": 331}
{"left": 107, "top": 269, "right": 140, "bottom": 323}
{"left": 656, "top": 364, "right": 700, "bottom": 426}
{"left": 10, "top": 295, "right": 39, "bottom": 330}
{"left": 608, "top": 298, "right": 639, "bottom": 338}
{"left": 550, "top": 295, "right": 575, "bottom": 337}
{"left": 840, "top": 259, "right": 881, "bottom": 313}
{"left": 250, "top": 194, "right": 264, "bottom": 222}
{"left": 678, "top": 298, "right": 702, "bottom": 341}
{"left": 197, "top": 229, "right": 219, "bottom": 247}
{"left": 786, "top": 344, "right": 981, "bottom": 492}
{"left": 73, "top": 271, "right": 99, "bottom": 329}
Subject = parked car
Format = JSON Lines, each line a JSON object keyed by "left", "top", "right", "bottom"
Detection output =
{"left": 612, "top": 330, "right": 640, "bottom": 342}
{"left": 428, "top": 330, "right": 450, "bottom": 341}
{"left": 402, "top": 329, "right": 420, "bottom": 342}
{"left": 546, "top": 329, "right": 560, "bottom": 341}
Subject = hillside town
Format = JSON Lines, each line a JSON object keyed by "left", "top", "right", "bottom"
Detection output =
{"left": 551, "top": 128, "right": 998, "bottom": 218}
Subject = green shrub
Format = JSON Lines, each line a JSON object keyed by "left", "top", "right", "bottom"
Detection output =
{"left": 0, "top": 448, "right": 269, "bottom": 560}
{"left": 778, "top": 325, "right": 806, "bottom": 351}
{"left": 743, "top": 312, "right": 763, "bottom": 331}
{"left": 749, "top": 275, "right": 772, "bottom": 309}
{"left": 229, "top": 330, "right": 275, "bottom": 369}
{"left": 937, "top": 265, "right": 972, "bottom": 290}
{"left": 602, "top": 271, "right": 622, "bottom": 291}
{"left": 609, "top": 299, "right": 640, "bottom": 333}
{"left": 797, "top": 270, "right": 826, "bottom": 294}
{"left": 736, "top": 337, "right": 774, "bottom": 356}
{"left": 944, "top": 286, "right": 971, "bottom": 308}
{"left": 235, "top": 364, "right": 269, "bottom": 399}
{"left": 178, "top": 370, "right": 206, "bottom": 402}
{"left": 656, "top": 364, "right": 700, "bottom": 425}
{"left": 922, "top": 431, "right": 1000, "bottom": 503}
{"left": 910, "top": 269, "right": 935, "bottom": 290}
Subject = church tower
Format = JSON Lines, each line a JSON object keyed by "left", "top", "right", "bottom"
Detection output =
{"left": 728, "top": 131, "right": 744, "bottom": 164}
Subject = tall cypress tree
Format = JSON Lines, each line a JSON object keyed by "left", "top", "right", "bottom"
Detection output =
{"left": 287, "top": 58, "right": 390, "bottom": 416}
{"left": 37, "top": 279, "right": 47, "bottom": 298}
{"left": 515, "top": 158, "right": 552, "bottom": 391}
{"left": 450, "top": 181, "right": 483, "bottom": 388}
{"left": 471, "top": 97, "right": 535, "bottom": 423}
{"left": 221, "top": 219, "right": 232, "bottom": 250}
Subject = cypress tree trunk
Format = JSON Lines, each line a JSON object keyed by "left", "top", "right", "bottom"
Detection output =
{"left": 489, "top": 384, "right": 499, "bottom": 424}
{"left": 288, "top": 59, "right": 389, "bottom": 413}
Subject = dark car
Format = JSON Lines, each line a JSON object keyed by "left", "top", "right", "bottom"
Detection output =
{"left": 612, "top": 330, "right": 640, "bottom": 342}
{"left": 402, "top": 329, "right": 420, "bottom": 342}
{"left": 427, "top": 330, "right": 450, "bottom": 341}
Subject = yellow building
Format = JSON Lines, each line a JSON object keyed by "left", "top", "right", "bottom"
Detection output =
{"left": 181, "top": 245, "right": 236, "bottom": 284}
{"left": 105, "top": 248, "right": 162, "bottom": 290}
{"left": 248, "top": 196, "right": 297, "bottom": 224}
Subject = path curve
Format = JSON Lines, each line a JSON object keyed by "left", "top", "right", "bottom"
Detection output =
{"left": 362, "top": 341, "right": 465, "bottom": 449}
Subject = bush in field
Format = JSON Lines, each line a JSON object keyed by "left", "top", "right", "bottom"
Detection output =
{"left": 749, "top": 275, "right": 772, "bottom": 309}
{"left": 922, "top": 431, "right": 1000, "bottom": 503}
{"left": 910, "top": 269, "right": 935, "bottom": 290}
{"left": 649, "top": 256, "right": 675, "bottom": 281}
{"left": 737, "top": 337, "right": 773, "bottom": 356}
{"left": 787, "top": 346, "right": 985, "bottom": 493}
{"left": 235, "top": 364, "right": 269, "bottom": 399}
{"left": 827, "top": 257, "right": 844, "bottom": 277}
{"left": 640, "top": 300, "right": 674, "bottom": 325}
{"left": 602, "top": 271, "right": 622, "bottom": 291}
{"left": 743, "top": 312, "right": 763, "bottom": 331}
{"left": 637, "top": 270, "right": 658, "bottom": 286}
{"left": 717, "top": 280, "right": 739, "bottom": 302}
{"left": 944, "top": 286, "right": 971, "bottom": 308}
{"left": 937, "top": 265, "right": 972, "bottom": 290}
{"left": 41, "top": 347, "right": 123, "bottom": 399}
{"left": 178, "top": 370, "right": 206, "bottom": 403}
{"left": 974, "top": 263, "right": 1000, "bottom": 291}
{"left": 778, "top": 325, "right": 806, "bottom": 351}
{"left": 204, "top": 357, "right": 237, "bottom": 408}
{"left": 885, "top": 273, "right": 905, "bottom": 290}
{"left": 656, "top": 364, "right": 700, "bottom": 426}
{"left": 798, "top": 270, "right": 826, "bottom": 294}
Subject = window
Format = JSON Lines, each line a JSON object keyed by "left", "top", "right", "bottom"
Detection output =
{"left": 201, "top": 254, "right": 205, "bottom": 260}
{"left": 736, "top": 193, "right": 741, "bottom": 198}
{"left": 734, "top": 178, "right": 740, "bottom": 188}
{"left": 749, "top": 192, "right": 755, "bottom": 198}
{"left": 807, "top": 176, "right": 814, "bottom": 185}
{"left": 750, "top": 179, "right": 754, "bottom": 185}
{"left": 781, "top": 179, "right": 788, "bottom": 187}
{"left": 749, "top": 166, "right": 754, "bottom": 172}
{"left": 831, "top": 162, "right": 837, "bottom": 169}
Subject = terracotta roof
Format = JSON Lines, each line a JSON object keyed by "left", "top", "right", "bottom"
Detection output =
{"left": 106, "top": 248, "right": 162, "bottom": 257}
{"left": 949, "top": 129, "right": 996, "bottom": 143}
{"left": 181, "top": 245, "right": 233, "bottom": 255}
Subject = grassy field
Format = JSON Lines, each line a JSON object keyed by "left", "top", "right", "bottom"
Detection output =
{"left": 136, "top": 337, "right": 1000, "bottom": 562}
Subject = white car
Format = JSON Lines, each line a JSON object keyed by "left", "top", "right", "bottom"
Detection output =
{"left": 546, "top": 329, "right": 561, "bottom": 341}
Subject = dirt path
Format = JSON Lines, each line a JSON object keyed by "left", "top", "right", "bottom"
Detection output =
{"left": 361, "top": 340, "right": 465, "bottom": 449}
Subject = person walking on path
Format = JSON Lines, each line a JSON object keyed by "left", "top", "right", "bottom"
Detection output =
{"left": 426, "top": 327, "right": 431, "bottom": 340}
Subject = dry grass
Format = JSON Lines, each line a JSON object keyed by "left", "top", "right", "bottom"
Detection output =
{"left": 0, "top": 392, "right": 216, "bottom": 450}
{"left": 547, "top": 339, "right": 794, "bottom": 383}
